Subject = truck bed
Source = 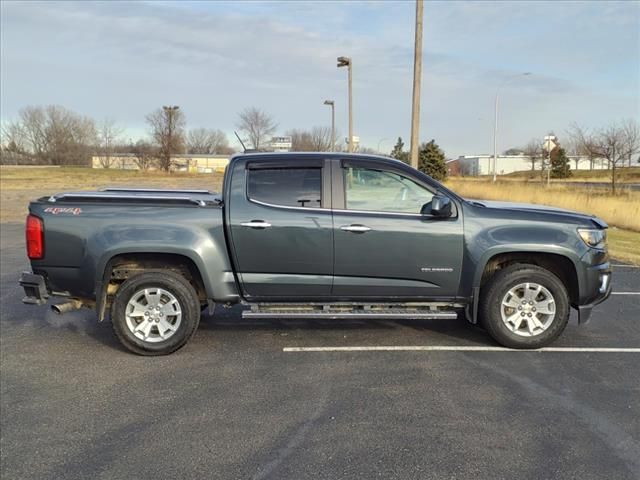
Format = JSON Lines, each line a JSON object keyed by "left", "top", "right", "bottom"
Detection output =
{"left": 28, "top": 187, "right": 235, "bottom": 303}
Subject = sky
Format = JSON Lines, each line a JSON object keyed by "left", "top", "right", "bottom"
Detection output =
{"left": 1, "top": 0, "right": 639, "bottom": 158}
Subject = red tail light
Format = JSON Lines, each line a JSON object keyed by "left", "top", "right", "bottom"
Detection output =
{"left": 26, "top": 214, "right": 44, "bottom": 260}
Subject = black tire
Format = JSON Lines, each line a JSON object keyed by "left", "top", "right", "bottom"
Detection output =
{"left": 479, "top": 264, "right": 570, "bottom": 349}
{"left": 111, "top": 270, "right": 201, "bottom": 356}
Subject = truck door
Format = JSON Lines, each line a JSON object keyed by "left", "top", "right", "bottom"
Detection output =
{"left": 331, "top": 158, "right": 464, "bottom": 298}
{"left": 227, "top": 157, "right": 333, "bottom": 299}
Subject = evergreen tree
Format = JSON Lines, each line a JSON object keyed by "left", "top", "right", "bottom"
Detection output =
{"left": 389, "top": 137, "right": 409, "bottom": 164}
{"left": 551, "top": 147, "right": 572, "bottom": 178}
{"left": 418, "top": 140, "right": 447, "bottom": 181}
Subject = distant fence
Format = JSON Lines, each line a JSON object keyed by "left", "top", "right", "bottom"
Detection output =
{"left": 0, "top": 165, "right": 62, "bottom": 169}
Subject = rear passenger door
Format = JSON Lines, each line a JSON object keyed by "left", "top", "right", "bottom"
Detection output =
{"left": 227, "top": 157, "right": 334, "bottom": 299}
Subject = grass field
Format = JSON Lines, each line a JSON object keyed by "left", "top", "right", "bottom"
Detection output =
{"left": 445, "top": 179, "right": 640, "bottom": 232}
{"left": 0, "top": 166, "right": 223, "bottom": 223}
{"left": 445, "top": 178, "right": 640, "bottom": 264}
{"left": 1, "top": 166, "right": 638, "bottom": 264}
{"left": 467, "top": 166, "right": 640, "bottom": 183}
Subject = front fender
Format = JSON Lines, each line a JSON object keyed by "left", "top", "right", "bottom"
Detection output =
{"left": 459, "top": 217, "right": 592, "bottom": 315}
{"left": 472, "top": 244, "right": 583, "bottom": 290}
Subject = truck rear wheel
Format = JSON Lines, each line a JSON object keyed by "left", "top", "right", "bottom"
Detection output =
{"left": 111, "top": 270, "right": 201, "bottom": 355}
{"left": 479, "top": 264, "right": 570, "bottom": 349}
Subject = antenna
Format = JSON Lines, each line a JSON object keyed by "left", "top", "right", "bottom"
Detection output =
{"left": 234, "top": 131, "right": 247, "bottom": 152}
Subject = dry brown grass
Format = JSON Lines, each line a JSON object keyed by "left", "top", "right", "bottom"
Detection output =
{"left": 445, "top": 178, "right": 640, "bottom": 264}
{"left": 498, "top": 166, "right": 640, "bottom": 183}
{"left": 0, "top": 166, "right": 223, "bottom": 222}
{"left": 445, "top": 179, "right": 640, "bottom": 232}
{"left": 1, "top": 166, "right": 638, "bottom": 264}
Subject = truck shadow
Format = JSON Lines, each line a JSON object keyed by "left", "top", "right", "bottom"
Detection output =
{"left": 3, "top": 298, "right": 494, "bottom": 354}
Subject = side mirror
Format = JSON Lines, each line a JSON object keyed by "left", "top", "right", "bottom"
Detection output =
{"left": 422, "top": 195, "right": 452, "bottom": 217}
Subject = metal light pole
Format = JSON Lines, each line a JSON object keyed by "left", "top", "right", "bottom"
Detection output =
{"left": 337, "top": 56, "right": 353, "bottom": 152}
{"left": 409, "top": 0, "right": 423, "bottom": 168}
{"left": 323, "top": 100, "right": 335, "bottom": 151}
{"left": 492, "top": 73, "right": 531, "bottom": 182}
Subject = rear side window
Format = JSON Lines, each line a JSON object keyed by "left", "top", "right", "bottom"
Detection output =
{"left": 247, "top": 168, "right": 322, "bottom": 208}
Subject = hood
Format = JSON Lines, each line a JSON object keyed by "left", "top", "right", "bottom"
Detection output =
{"left": 466, "top": 199, "right": 608, "bottom": 228}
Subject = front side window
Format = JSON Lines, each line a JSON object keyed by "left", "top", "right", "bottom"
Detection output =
{"left": 343, "top": 167, "right": 434, "bottom": 214}
{"left": 248, "top": 168, "right": 322, "bottom": 208}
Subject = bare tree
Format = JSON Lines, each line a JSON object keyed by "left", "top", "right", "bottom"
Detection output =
{"left": 187, "top": 128, "right": 231, "bottom": 154}
{"left": 621, "top": 118, "right": 640, "bottom": 167}
{"left": 236, "top": 107, "right": 277, "bottom": 150}
{"left": 598, "top": 125, "right": 626, "bottom": 192}
{"left": 503, "top": 147, "right": 524, "bottom": 155}
{"left": 18, "top": 106, "right": 48, "bottom": 162}
{"left": 359, "top": 146, "right": 378, "bottom": 154}
{"left": 567, "top": 123, "right": 601, "bottom": 170}
{"left": 287, "top": 126, "right": 334, "bottom": 152}
{"left": 287, "top": 129, "right": 311, "bottom": 151}
{"left": 7, "top": 105, "right": 97, "bottom": 165}
{"left": 44, "top": 105, "right": 97, "bottom": 165}
{"left": 522, "top": 139, "right": 543, "bottom": 171}
{"left": 1, "top": 120, "right": 26, "bottom": 153}
{"left": 97, "top": 118, "right": 124, "bottom": 168}
{"left": 308, "top": 126, "right": 333, "bottom": 151}
{"left": 570, "top": 121, "right": 636, "bottom": 192}
{"left": 561, "top": 137, "right": 579, "bottom": 169}
{"left": 130, "top": 140, "right": 157, "bottom": 171}
{"left": 146, "top": 106, "right": 186, "bottom": 171}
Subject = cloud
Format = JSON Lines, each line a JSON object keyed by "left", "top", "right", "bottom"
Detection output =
{"left": 1, "top": 0, "right": 638, "bottom": 157}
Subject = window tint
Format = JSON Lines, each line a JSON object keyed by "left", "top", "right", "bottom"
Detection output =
{"left": 344, "top": 167, "right": 434, "bottom": 213}
{"left": 248, "top": 168, "right": 322, "bottom": 208}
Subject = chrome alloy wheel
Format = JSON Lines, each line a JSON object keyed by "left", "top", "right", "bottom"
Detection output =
{"left": 500, "top": 282, "right": 556, "bottom": 337}
{"left": 125, "top": 288, "right": 182, "bottom": 343}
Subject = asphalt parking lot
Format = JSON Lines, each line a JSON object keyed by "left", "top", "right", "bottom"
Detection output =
{"left": 1, "top": 222, "right": 639, "bottom": 480}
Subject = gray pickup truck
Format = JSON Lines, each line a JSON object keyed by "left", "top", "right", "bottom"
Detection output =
{"left": 20, "top": 153, "right": 611, "bottom": 355}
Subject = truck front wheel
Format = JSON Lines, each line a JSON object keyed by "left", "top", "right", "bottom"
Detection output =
{"left": 479, "top": 264, "right": 570, "bottom": 349}
{"left": 111, "top": 270, "right": 201, "bottom": 355}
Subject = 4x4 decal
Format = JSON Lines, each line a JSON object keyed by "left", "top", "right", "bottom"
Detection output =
{"left": 43, "top": 207, "right": 82, "bottom": 215}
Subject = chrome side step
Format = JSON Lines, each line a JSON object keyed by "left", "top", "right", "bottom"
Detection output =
{"left": 242, "top": 304, "right": 459, "bottom": 320}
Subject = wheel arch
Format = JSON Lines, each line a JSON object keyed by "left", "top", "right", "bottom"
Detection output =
{"left": 475, "top": 249, "right": 580, "bottom": 306}
{"left": 96, "top": 251, "right": 210, "bottom": 321}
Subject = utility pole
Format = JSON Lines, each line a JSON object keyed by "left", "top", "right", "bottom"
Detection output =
{"left": 337, "top": 57, "right": 353, "bottom": 152}
{"left": 492, "top": 93, "right": 499, "bottom": 182}
{"left": 324, "top": 100, "right": 335, "bottom": 151}
{"left": 409, "top": 0, "right": 423, "bottom": 168}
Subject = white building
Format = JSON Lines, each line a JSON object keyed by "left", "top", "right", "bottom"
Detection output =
{"left": 92, "top": 153, "right": 230, "bottom": 173}
{"left": 457, "top": 154, "right": 609, "bottom": 176}
{"left": 270, "top": 136, "right": 292, "bottom": 152}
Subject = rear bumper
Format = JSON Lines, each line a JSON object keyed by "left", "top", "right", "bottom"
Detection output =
{"left": 19, "top": 271, "right": 49, "bottom": 305}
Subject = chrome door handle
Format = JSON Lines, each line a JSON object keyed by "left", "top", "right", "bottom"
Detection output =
{"left": 241, "top": 221, "right": 272, "bottom": 229}
{"left": 341, "top": 225, "right": 371, "bottom": 233}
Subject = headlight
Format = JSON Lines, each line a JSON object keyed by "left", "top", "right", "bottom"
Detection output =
{"left": 577, "top": 228, "right": 607, "bottom": 249}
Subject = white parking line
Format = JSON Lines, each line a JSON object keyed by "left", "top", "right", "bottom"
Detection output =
{"left": 611, "top": 292, "right": 640, "bottom": 295}
{"left": 283, "top": 346, "right": 640, "bottom": 353}
{"left": 612, "top": 264, "right": 640, "bottom": 268}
